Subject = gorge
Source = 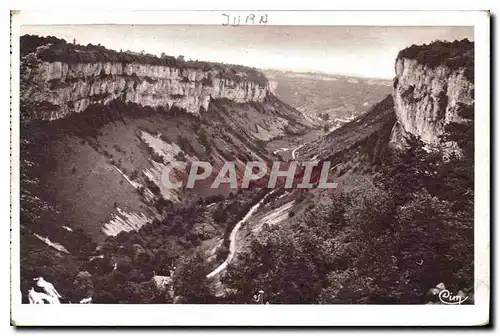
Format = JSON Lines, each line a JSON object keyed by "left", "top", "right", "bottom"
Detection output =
{"left": 19, "top": 35, "right": 474, "bottom": 305}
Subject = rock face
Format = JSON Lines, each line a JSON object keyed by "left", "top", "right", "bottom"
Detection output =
{"left": 390, "top": 41, "right": 474, "bottom": 153}
{"left": 22, "top": 60, "right": 274, "bottom": 120}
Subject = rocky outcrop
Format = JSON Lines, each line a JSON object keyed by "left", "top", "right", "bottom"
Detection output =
{"left": 390, "top": 40, "right": 474, "bottom": 154}
{"left": 22, "top": 60, "right": 273, "bottom": 120}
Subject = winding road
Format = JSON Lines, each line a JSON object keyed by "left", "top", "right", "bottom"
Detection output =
{"left": 291, "top": 144, "right": 304, "bottom": 160}
{"left": 206, "top": 189, "right": 279, "bottom": 279}
{"left": 206, "top": 143, "right": 303, "bottom": 279}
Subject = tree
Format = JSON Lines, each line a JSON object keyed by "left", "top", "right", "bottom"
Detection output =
{"left": 344, "top": 178, "right": 394, "bottom": 238}
{"left": 173, "top": 252, "right": 215, "bottom": 303}
{"left": 318, "top": 268, "right": 375, "bottom": 304}
{"left": 223, "top": 224, "right": 325, "bottom": 304}
{"left": 393, "top": 191, "right": 473, "bottom": 295}
{"left": 93, "top": 290, "right": 115, "bottom": 303}
{"left": 72, "top": 271, "right": 94, "bottom": 302}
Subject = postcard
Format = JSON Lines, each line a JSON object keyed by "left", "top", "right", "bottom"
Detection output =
{"left": 10, "top": 10, "right": 490, "bottom": 326}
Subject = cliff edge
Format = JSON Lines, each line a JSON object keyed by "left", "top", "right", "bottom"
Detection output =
{"left": 390, "top": 39, "right": 474, "bottom": 155}
{"left": 20, "top": 34, "right": 274, "bottom": 120}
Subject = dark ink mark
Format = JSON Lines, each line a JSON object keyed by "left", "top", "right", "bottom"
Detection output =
{"left": 222, "top": 14, "right": 229, "bottom": 26}
{"left": 245, "top": 14, "right": 255, "bottom": 25}
{"left": 232, "top": 15, "right": 241, "bottom": 27}
{"left": 222, "top": 13, "right": 268, "bottom": 26}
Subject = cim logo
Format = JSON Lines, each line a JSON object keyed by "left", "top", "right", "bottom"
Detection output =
{"left": 438, "top": 290, "right": 469, "bottom": 305}
{"left": 430, "top": 283, "right": 469, "bottom": 305}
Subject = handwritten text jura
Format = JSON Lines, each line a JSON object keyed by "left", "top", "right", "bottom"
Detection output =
{"left": 222, "top": 13, "right": 268, "bottom": 26}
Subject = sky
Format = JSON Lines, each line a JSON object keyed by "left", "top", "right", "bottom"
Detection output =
{"left": 21, "top": 25, "right": 474, "bottom": 79}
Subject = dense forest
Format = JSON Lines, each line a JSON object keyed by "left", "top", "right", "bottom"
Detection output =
{"left": 220, "top": 131, "right": 474, "bottom": 303}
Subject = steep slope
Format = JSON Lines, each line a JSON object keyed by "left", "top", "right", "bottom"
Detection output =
{"left": 20, "top": 35, "right": 310, "bottom": 255}
{"left": 299, "top": 94, "right": 396, "bottom": 169}
{"left": 221, "top": 39, "right": 474, "bottom": 304}
{"left": 19, "top": 35, "right": 313, "bottom": 303}
{"left": 25, "top": 95, "right": 308, "bottom": 242}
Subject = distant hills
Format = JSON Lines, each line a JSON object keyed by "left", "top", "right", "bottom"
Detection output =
{"left": 262, "top": 69, "right": 392, "bottom": 129}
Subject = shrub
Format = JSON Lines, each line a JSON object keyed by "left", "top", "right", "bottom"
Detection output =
{"left": 136, "top": 186, "right": 145, "bottom": 196}
{"left": 201, "top": 75, "right": 213, "bottom": 86}
{"left": 145, "top": 177, "right": 161, "bottom": 195}
{"left": 397, "top": 39, "right": 474, "bottom": 80}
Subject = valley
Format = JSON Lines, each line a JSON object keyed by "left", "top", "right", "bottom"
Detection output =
{"left": 263, "top": 69, "right": 393, "bottom": 131}
{"left": 19, "top": 35, "right": 475, "bottom": 305}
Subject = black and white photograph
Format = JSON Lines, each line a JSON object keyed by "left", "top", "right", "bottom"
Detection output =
{"left": 10, "top": 10, "right": 490, "bottom": 326}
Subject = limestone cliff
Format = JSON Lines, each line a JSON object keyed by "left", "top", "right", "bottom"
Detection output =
{"left": 20, "top": 35, "right": 274, "bottom": 120}
{"left": 390, "top": 39, "right": 474, "bottom": 153}
{"left": 23, "top": 60, "right": 274, "bottom": 120}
